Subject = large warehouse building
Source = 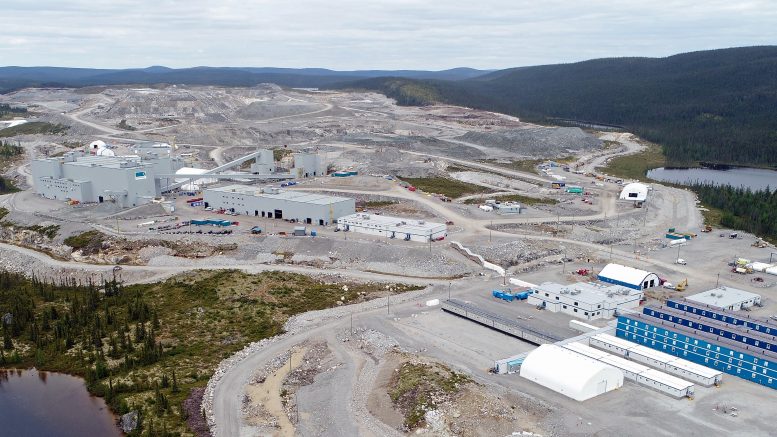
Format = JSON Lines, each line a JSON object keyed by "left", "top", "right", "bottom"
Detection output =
{"left": 336, "top": 213, "right": 447, "bottom": 242}
{"left": 520, "top": 344, "right": 624, "bottom": 401}
{"left": 31, "top": 151, "right": 159, "bottom": 207}
{"left": 597, "top": 263, "right": 660, "bottom": 290}
{"left": 203, "top": 184, "right": 355, "bottom": 225}
{"left": 685, "top": 286, "right": 761, "bottom": 311}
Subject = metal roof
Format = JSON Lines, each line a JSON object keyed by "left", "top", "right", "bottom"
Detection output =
{"left": 598, "top": 263, "right": 657, "bottom": 287}
{"left": 686, "top": 286, "right": 761, "bottom": 309}
{"left": 535, "top": 281, "right": 642, "bottom": 306}
{"left": 209, "top": 184, "right": 352, "bottom": 205}
{"left": 337, "top": 213, "right": 445, "bottom": 233}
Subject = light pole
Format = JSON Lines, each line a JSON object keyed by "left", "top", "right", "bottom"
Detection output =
{"left": 448, "top": 282, "right": 451, "bottom": 300}
{"left": 561, "top": 245, "right": 566, "bottom": 274}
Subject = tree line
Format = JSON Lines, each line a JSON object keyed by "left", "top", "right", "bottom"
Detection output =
{"left": 692, "top": 184, "right": 777, "bottom": 242}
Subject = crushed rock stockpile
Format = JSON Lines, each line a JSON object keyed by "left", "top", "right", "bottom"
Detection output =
{"left": 457, "top": 127, "right": 601, "bottom": 158}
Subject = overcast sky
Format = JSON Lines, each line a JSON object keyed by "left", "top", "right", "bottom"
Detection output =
{"left": 3, "top": 0, "right": 776, "bottom": 70}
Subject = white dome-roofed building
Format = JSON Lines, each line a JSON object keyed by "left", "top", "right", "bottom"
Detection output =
{"left": 519, "top": 344, "right": 624, "bottom": 401}
{"left": 88, "top": 140, "right": 115, "bottom": 157}
{"left": 619, "top": 182, "right": 649, "bottom": 202}
{"left": 597, "top": 263, "right": 660, "bottom": 290}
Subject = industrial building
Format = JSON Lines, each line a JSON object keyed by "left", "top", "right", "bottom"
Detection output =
{"left": 519, "top": 344, "right": 624, "bottom": 401}
{"left": 685, "top": 286, "right": 762, "bottom": 311}
{"left": 31, "top": 151, "right": 158, "bottom": 207}
{"left": 249, "top": 149, "right": 275, "bottom": 174}
{"left": 292, "top": 151, "right": 325, "bottom": 178}
{"left": 203, "top": 184, "right": 355, "bottom": 225}
{"left": 527, "top": 281, "right": 644, "bottom": 320}
{"left": 597, "top": 263, "right": 660, "bottom": 290}
{"left": 336, "top": 213, "right": 447, "bottom": 242}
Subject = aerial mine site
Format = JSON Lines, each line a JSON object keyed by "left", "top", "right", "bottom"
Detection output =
{"left": 1, "top": 79, "right": 776, "bottom": 437}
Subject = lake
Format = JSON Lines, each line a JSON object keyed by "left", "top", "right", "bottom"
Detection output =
{"left": 0, "top": 368, "right": 122, "bottom": 437}
{"left": 647, "top": 167, "right": 777, "bottom": 191}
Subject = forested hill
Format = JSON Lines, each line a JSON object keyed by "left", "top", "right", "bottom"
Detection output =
{"left": 330, "top": 46, "right": 777, "bottom": 167}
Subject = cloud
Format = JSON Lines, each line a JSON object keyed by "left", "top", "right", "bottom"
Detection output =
{"left": 1, "top": 0, "right": 776, "bottom": 69}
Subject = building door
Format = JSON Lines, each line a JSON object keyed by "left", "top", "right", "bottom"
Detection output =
{"left": 267, "top": 212, "right": 273, "bottom": 218}
{"left": 597, "top": 380, "right": 607, "bottom": 394}
{"left": 98, "top": 196, "right": 104, "bottom": 203}
{"left": 274, "top": 209, "right": 283, "bottom": 219}
{"left": 261, "top": 211, "right": 265, "bottom": 217}
{"left": 255, "top": 210, "right": 258, "bottom": 216}
{"left": 318, "top": 219, "right": 324, "bottom": 226}
{"left": 306, "top": 218, "right": 312, "bottom": 224}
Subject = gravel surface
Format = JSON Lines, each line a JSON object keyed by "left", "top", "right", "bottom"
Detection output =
{"left": 458, "top": 127, "right": 601, "bottom": 159}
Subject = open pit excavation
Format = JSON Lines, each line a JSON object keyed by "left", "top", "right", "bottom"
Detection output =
{"left": 1, "top": 84, "right": 776, "bottom": 437}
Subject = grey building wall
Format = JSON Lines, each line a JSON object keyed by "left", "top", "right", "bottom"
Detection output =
{"left": 250, "top": 149, "right": 275, "bottom": 174}
{"left": 293, "top": 153, "right": 324, "bottom": 178}
{"left": 203, "top": 189, "right": 355, "bottom": 225}
{"left": 31, "top": 155, "right": 158, "bottom": 207}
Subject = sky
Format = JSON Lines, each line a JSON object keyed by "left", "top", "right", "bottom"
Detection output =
{"left": 2, "top": 0, "right": 777, "bottom": 70}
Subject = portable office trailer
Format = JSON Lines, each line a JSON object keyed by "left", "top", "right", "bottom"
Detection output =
{"left": 589, "top": 333, "right": 722, "bottom": 386}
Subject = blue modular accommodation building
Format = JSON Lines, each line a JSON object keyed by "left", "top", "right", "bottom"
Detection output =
{"left": 616, "top": 312, "right": 777, "bottom": 390}
{"left": 643, "top": 306, "right": 777, "bottom": 353}
{"left": 666, "top": 298, "right": 777, "bottom": 336}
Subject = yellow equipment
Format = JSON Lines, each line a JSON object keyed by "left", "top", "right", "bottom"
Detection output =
{"left": 675, "top": 278, "right": 688, "bottom": 291}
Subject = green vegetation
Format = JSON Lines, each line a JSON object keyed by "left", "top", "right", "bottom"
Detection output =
{"left": 365, "top": 200, "right": 398, "bottom": 208}
{"left": 0, "top": 207, "right": 59, "bottom": 238}
{"left": 597, "top": 143, "right": 667, "bottom": 181}
{"left": 399, "top": 177, "right": 492, "bottom": 198}
{"left": 389, "top": 361, "right": 472, "bottom": 429}
{"left": 462, "top": 193, "right": 558, "bottom": 206}
{"left": 272, "top": 147, "right": 293, "bottom": 161}
{"left": 63, "top": 230, "right": 107, "bottom": 251}
{"left": 0, "top": 177, "right": 18, "bottom": 194}
{"left": 0, "top": 140, "right": 24, "bottom": 193}
{"left": 692, "top": 184, "right": 777, "bottom": 243}
{"left": 0, "top": 122, "right": 68, "bottom": 137}
{"left": 0, "top": 270, "right": 422, "bottom": 436}
{"left": 117, "top": 119, "right": 136, "bottom": 131}
{"left": 0, "top": 104, "right": 27, "bottom": 120}
{"left": 331, "top": 47, "right": 777, "bottom": 168}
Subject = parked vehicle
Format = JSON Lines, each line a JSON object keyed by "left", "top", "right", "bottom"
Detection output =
{"left": 675, "top": 258, "right": 687, "bottom": 265}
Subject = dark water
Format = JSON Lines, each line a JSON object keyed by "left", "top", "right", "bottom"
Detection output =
{"left": 647, "top": 167, "right": 777, "bottom": 191}
{"left": 0, "top": 369, "right": 121, "bottom": 437}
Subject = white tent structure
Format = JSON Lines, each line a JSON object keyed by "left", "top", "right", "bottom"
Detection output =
{"left": 520, "top": 344, "right": 624, "bottom": 401}
{"left": 597, "top": 263, "right": 660, "bottom": 290}
{"left": 619, "top": 183, "right": 648, "bottom": 202}
{"left": 88, "top": 140, "right": 115, "bottom": 157}
{"left": 174, "top": 167, "right": 217, "bottom": 191}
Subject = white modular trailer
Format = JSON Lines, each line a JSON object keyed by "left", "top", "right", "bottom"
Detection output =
{"left": 203, "top": 185, "right": 355, "bottom": 225}
{"left": 527, "top": 281, "right": 643, "bottom": 320}
{"left": 520, "top": 344, "right": 624, "bottom": 402}
{"left": 337, "top": 213, "right": 447, "bottom": 242}
{"left": 589, "top": 333, "right": 722, "bottom": 386}
{"left": 563, "top": 342, "right": 695, "bottom": 398}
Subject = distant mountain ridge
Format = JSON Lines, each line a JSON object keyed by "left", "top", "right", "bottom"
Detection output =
{"left": 0, "top": 66, "right": 492, "bottom": 93}
{"left": 329, "top": 46, "right": 777, "bottom": 167}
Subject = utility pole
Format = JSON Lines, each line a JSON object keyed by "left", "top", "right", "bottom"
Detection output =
{"left": 448, "top": 282, "right": 451, "bottom": 300}
{"left": 350, "top": 312, "right": 353, "bottom": 335}
{"left": 716, "top": 273, "right": 720, "bottom": 288}
{"left": 387, "top": 294, "right": 390, "bottom": 315}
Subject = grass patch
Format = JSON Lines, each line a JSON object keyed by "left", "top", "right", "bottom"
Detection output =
{"left": 389, "top": 360, "right": 472, "bottom": 430}
{"left": 0, "top": 122, "right": 68, "bottom": 137}
{"left": 399, "top": 177, "right": 492, "bottom": 198}
{"left": 365, "top": 200, "right": 398, "bottom": 208}
{"left": 596, "top": 143, "right": 666, "bottom": 181}
{"left": 273, "top": 147, "right": 293, "bottom": 161}
{"left": 63, "top": 230, "right": 106, "bottom": 251}
{"left": 0, "top": 270, "right": 423, "bottom": 436}
{"left": 462, "top": 193, "right": 558, "bottom": 206}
